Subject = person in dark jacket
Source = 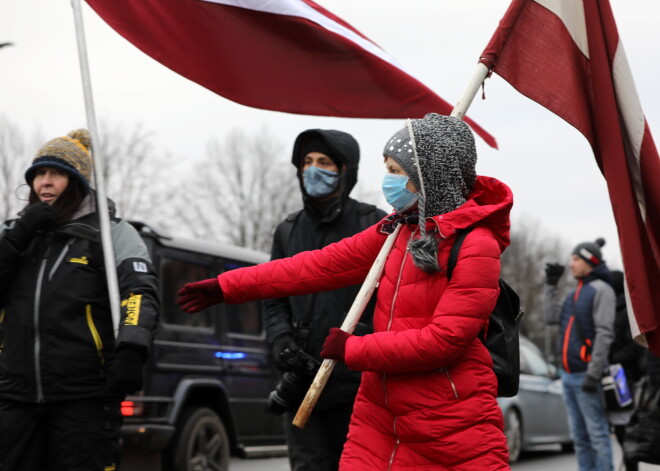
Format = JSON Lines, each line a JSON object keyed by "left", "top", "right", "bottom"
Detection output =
{"left": 0, "top": 129, "right": 159, "bottom": 471}
{"left": 544, "top": 239, "right": 615, "bottom": 471}
{"left": 263, "top": 129, "right": 386, "bottom": 471}
{"left": 608, "top": 270, "right": 645, "bottom": 471}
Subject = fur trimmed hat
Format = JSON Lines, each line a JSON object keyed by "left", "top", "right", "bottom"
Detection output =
{"left": 25, "top": 129, "right": 93, "bottom": 193}
{"left": 573, "top": 238, "right": 606, "bottom": 267}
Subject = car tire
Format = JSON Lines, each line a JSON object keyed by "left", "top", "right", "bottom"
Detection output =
{"left": 163, "top": 406, "right": 230, "bottom": 471}
{"left": 504, "top": 408, "right": 523, "bottom": 463}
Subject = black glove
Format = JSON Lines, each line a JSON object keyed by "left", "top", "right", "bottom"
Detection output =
{"left": 107, "top": 346, "right": 146, "bottom": 395}
{"left": 545, "top": 263, "right": 565, "bottom": 286}
{"left": 3, "top": 202, "right": 56, "bottom": 252}
{"left": 581, "top": 374, "right": 599, "bottom": 393}
{"left": 272, "top": 334, "right": 299, "bottom": 371}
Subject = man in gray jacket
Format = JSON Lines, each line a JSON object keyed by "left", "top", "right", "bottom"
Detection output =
{"left": 543, "top": 238, "right": 615, "bottom": 471}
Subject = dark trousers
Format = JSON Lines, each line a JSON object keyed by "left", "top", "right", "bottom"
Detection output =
{"left": 613, "top": 424, "right": 638, "bottom": 471}
{"left": 283, "top": 401, "right": 354, "bottom": 471}
{"left": 0, "top": 397, "right": 123, "bottom": 471}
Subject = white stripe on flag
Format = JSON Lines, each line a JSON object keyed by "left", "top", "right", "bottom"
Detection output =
{"left": 612, "top": 41, "right": 647, "bottom": 221}
{"left": 198, "top": 0, "right": 412, "bottom": 75}
{"left": 535, "top": 0, "right": 589, "bottom": 58}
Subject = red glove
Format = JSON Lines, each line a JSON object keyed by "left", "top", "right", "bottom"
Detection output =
{"left": 177, "top": 278, "right": 223, "bottom": 313}
{"left": 321, "top": 328, "right": 351, "bottom": 362}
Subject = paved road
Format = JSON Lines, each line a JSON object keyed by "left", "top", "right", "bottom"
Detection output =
{"left": 124, "top": 441, "right": 660, "bottom": 471}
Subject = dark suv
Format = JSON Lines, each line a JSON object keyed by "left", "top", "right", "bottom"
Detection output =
{"left": 121, "top": 222, "right": 286, "bottom": 471}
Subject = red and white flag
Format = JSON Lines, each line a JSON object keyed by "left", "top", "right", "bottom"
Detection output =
{"left": 480, "top": 0, "right": 660, "bottom": 354}
{"left": 84, "top": 0, "right": 496, "bottom": 147}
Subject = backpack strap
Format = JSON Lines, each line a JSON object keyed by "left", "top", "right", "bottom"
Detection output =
{"left": 446, "top": 228, "right": 474, "bottom": 281}
{"left": 279, "top": 210, "right": 302, "bottom": 255}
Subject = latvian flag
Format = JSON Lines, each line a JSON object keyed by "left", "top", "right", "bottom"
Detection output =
{"left": 85, "top": 0, "right": 496, "bottom": 147}
{"left": 480, "top": 0, "right": 660, "bottom": 354}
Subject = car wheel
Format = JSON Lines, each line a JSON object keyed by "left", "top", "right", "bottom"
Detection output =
{"left": 164, "top": 407, "right": 230, "bottom": 471}
{"left": 504, "top": 409, "right": 523, "bottom": 463}
{"left": 561, "top": 441, "right": 574, "bottom": 453}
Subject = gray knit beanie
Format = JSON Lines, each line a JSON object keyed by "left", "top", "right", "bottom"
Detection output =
{"left": 404, "top": 113, "right": 478, "bottom": 272}
{"left": 409, "top": 113, "right": 477, "bottom": 218}
{"left": 383, "top": 127, "right": 420, "bottom": 191}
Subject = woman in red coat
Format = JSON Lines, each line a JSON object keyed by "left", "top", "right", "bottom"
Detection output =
{"left": 179, "top": 114, "right": 512, "bottom": 470}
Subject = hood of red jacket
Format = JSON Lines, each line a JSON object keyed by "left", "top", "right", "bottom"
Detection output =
{"left": 429, "top": 175, "right": 513, "bottom": 252}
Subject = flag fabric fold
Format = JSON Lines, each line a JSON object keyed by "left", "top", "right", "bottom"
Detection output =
{"left": 84, "top": 0, "right": 496, "bottom": 147}
{"left": 480, "top": 0, "right": 660, "bottom": 355}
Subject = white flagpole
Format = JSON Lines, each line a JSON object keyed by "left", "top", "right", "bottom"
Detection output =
{"left": 71, "top": 0, "right": 121, "bottom": 337}
{"left": 451, "top": 62, "right": 490, "bottom": 120}
{"left": 293, "top": 62, "right": 491, "bottom": 429}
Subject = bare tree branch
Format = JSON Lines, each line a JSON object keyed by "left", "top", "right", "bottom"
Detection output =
{"left": 172, "top": 127, "right": 300, "bottom": 252}
{"left": 0, "top": 116, "right": 27, "bottom": 221}
{"left": 501, "top": 215, "right": 571, "bottom": 363}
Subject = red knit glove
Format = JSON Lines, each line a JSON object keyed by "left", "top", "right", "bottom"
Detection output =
{"left": 321, "top": 328, "right": 351, "bottom": 362}
{"left": 177, "top": 278, "right": 223, "bottom": 313}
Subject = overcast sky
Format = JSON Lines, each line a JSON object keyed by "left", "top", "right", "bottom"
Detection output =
{"left": 1, "top": 0, "right": 658, "bottom": 268}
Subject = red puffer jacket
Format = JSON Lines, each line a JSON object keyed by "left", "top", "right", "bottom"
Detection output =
{"left": 219, "top": 176, "right": 512, "bottom": 470}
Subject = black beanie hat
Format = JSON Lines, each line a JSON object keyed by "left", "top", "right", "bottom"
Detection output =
{"left": 300, "top": 136, "right": 340, "bottom": 168}
{"left": 573, "top": 238, "right": 606, "bottom": 267}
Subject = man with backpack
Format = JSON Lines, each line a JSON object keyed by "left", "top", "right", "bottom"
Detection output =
{"left": 263, "top": 129, "right": 386, "bottom": 471}
{"left": 543, "top": 238, "right": 616, "bottom": 471}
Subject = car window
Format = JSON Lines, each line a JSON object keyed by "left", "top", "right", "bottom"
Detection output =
{"left": 520, "top": 343, "right": 551, "bottom": 377}
{"left": 221, "top": 261, "right": 263, "bottom": 338}
{"left": 160, "top": 255, "right": 214, "bottom": 329}
{"left": 223, "top": 301, "right": 262, "bottom": 337}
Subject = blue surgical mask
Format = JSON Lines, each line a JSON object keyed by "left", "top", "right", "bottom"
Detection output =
{"left": 382, "top": 173, "right": 418, "bottom": 213}
{"left": 303, "top": 166, "right": 340, "bottom": 198}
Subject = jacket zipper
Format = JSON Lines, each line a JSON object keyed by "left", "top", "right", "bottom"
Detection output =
{"left": 387, "top": 248, "right": 408, "bottom": 332}
{"left": 86, "top": 304, "right": 105, "bottom": 365}
{"left": 48, "top": 238, "right": 74, "bottom": 281}
{"left": 387, "top": 417, "right": 400, "bottom": 471}
{"left": 383, "top": 244, "right": 408, "bottom": 469}
{"left": 34, "top": 239, "right": 52, "bottom": 403}
{"left": 438, "top": 367, "right": 459, "bottom": 399}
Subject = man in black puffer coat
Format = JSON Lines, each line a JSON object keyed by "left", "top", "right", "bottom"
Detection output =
{"left": 264, "top": 129, "right": 386, "bottom": 471}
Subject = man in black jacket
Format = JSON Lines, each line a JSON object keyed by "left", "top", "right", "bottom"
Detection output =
{"left": 264, "top": 129, "right": 386, "bottom": 471}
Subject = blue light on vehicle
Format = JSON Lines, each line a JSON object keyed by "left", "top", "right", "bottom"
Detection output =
{"left": 215, "top": 351, "right": 247, "bottom": 360}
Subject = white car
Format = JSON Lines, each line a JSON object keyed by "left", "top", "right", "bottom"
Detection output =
{"left": 497, "top": 337, "right": 573, "bottom": 462}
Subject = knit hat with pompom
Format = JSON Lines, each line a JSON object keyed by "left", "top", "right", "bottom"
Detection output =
{"left": 572, "top": 238, "right": 606, "bottom": 267}
{"left": 25, "top": 129, "right": 93, "bottom": 193}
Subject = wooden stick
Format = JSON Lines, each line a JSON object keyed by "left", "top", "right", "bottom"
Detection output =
{"left": 292, "top": 224, "right": 401, "bottom": 428}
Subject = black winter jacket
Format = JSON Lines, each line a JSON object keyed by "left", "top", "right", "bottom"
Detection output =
{"left": 264, "top": 129, "right": 386, "bottom": 409}
{"left": 0, "top": 195, "right": 159, "bottom": 403}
